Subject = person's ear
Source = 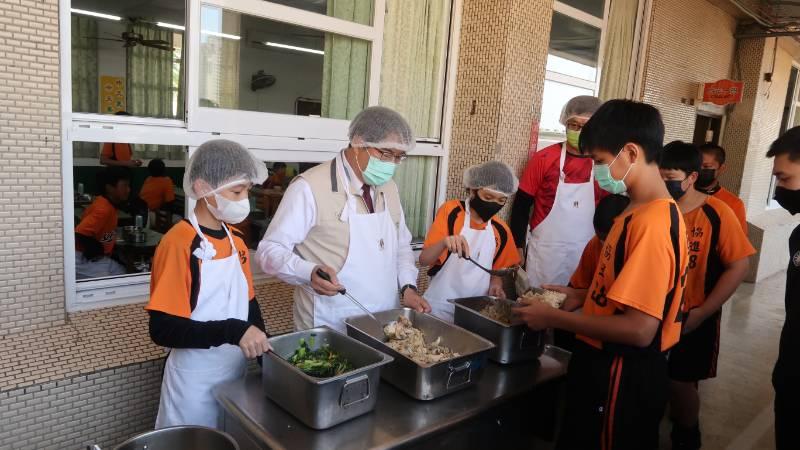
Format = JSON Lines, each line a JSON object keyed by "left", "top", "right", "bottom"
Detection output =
{"left": 687, "top": 171, "right": 699, "bottom": 186}
{"left": 623, "top": 143, "right": 641, "bottom": 165}
{"left": 718, "top": 163, "right": 727, "bottom": 175}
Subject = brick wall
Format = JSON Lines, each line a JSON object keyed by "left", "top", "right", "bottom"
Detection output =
{"left": 446, "top": 0, "right": 553, "bottom": 199}
{"left": 0, "top": 0, "right": 65, "bottom": 335}
{"left": 640, "top": 0, "right": 737, "bottom": 143}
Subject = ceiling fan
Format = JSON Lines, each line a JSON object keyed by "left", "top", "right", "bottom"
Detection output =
{"left": 89, "top": 31, "right": 173, "bottom": 51}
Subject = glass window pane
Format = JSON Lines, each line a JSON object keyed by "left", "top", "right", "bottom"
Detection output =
{"left": 793, "top": 106, "right": 800, "bottom": 128}
{"left": 558, "top": 0, "right": 605, "bottom": 18}
{"left": 249, "top": 161, "right": 314, "bottom": 249}
{"left": 199, "top": 5, "right": 370, "bottom": 120}
{"left": 539, "top": 79, "right": 593, "bottom": 134}
{"left": 73, "top": 141, "right": 186, "bottom": 282}
{"left": 71, "top": 0, "right": 186, "bottom": 119}
{"left": 378, "top": 0, "right": 452, "bottom": 140}
{"left": 266, "top": 0, "right": 374, "bottom": 26}
{"left": 548, "top": 12, "right": 601, "bottom": 80}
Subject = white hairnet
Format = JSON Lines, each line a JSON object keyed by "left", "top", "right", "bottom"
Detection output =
{"left": 463, "top": 161, "right": 519, "bottom": 196}
{"left": 183, "top": 139, "right": 267, "bottom": 200}
{"left": 559, "top": 95, "right": 602, "bottom": 125}
{"left": 348, "top": 106, "right": 415, "bottom": 152}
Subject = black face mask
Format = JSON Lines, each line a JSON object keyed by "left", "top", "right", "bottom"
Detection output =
{"left": 665, "top": 179, "right": 687, "bottom": 200}
{"left": 775, "top": 186, "right": 800, "bottom": 215}
{"left": 470, "top": 195, "right": 503, "bottom": 221}
{"left": 695, "top": 169, "right": 716, "bottom": 189}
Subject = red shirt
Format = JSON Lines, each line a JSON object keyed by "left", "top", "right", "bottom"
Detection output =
{"left": 518, "top": 143, "right": 607, "bottom": 231}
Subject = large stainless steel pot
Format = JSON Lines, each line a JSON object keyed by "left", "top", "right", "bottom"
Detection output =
{"left": 110, "top": 426, "right": 239, "bottom": 450}
{"left": 450, "top": 296, "right": 544, "bottom": 364}
{"left": 262, "top": 326, "right": 393, "bottom": 430}
{"left": 345, "top": 308, "right": 495, "bottom": 400}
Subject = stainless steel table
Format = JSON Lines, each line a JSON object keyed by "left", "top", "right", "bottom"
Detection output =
{"left": 215, "top": 346, "right": 569, "bottom": 450}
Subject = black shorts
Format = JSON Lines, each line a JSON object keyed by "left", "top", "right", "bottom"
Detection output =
{"left": 668, "top": 310, "right": 722, "bottom": 382}
{"left": 556, "top": 341, "right": 669, "bottom": 450}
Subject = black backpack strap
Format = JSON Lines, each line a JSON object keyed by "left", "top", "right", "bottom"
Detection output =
{"left": 490, "top": 220, "right": 508, "bottom": 265}
{"left": 427, "top": 202, "right": 465, "bottom": 277}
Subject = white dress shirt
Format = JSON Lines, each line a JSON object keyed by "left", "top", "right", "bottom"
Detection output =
{"left": 256, "top": 152, "right": 418, "bottom": 288}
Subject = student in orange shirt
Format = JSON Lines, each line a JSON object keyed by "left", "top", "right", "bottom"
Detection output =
{"left": 146, "top": 140, "right": 269, "bottom": 429}
{"left": 695, "top": 143, "right": 747, "bottom": 232}
{"left": 99, "top": 112, "right": 143, "bottom": 168}
{"left": 139, "top": 159, "right": 176, "bottom": 211}
{"left": 660, "top": 141, "right": 755, "bottom": 450}
{"left": 75, "top": 167, "right": 130, "bottom": 279}
{"left": 419, "top": 161, "right": 521, "bottom": 322}
{"left": 514, "top": 100, "right": 689, "bottom": 450}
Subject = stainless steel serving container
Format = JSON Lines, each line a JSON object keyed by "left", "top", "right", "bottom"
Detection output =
{"left": 450, "top": 296, "right": 545, "bottom": 364}
{"left": 262, "top": 326, "right": 393, "bottom": 430}
{"left": 345, "top": 308, "right": 495, "bottom": 401}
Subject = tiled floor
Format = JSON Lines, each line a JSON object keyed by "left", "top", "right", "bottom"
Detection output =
{"left": 657, "top": 272, "right": 786, "bottom": 450}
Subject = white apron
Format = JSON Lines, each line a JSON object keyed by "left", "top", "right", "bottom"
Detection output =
{"left": 155, "top": 216, "right": 249, "bottom": 429}
{"left": 526, "top": 143, "right": 596, "bottom": 287}
{"left": 425, "top": 199, "right": 496, "bottom": 323}
{"left": 309, "top": 172, "right": 400, "bottom": 333}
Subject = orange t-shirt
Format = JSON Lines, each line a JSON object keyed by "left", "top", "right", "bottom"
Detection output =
{"left": 713, "top": 187, "right": 747, "bottom": 233}
{"left": 569, "top": 235, "right": 603, "bottom": 290}
{"left": 578, "top": 199, "right": 688, "bottom": 352}
{"left": 682, "top": 196, "right": 755, "bottom": 311}
{"left": 76, "top": 196, "right": 118, "bottom": 255}
{"left": 423, "top": 199, "right": 521, "bottom": 273}
{"left": 145, "top": 220, "right": 256, "bottom": 319}
{"left": 101, "top": 143, "right": 133, "bottom": 162}
{"left": 139, "top": 176, "right": 176, "bottom": 211}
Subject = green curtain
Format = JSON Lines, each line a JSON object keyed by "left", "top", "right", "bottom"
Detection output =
{"left": 127, "top": 23, "right": 181, "bottom": 159}
{"left": 379, "top": 0, "right": 449, "bottom": 238}
{"left": 379, "top": 0, "right": 449, "bottom": 139}
{"left": 321, "top": 0, "right": 373, "bottom": 119}
{"left": 598, "top": 0, "right": 639, "bottom": 101}
{"left": 394, "top": 156, "right": 438, "bottom": 239}
{"left": 71, "top": 15, "right": 100, "bottom": 158}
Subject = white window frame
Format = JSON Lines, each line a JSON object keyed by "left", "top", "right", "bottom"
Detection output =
{"left": 61, "top": 0, "right": 460, "bottom": 311}
{"left": 538, "top": 0, "right": 610, "bottom": 144}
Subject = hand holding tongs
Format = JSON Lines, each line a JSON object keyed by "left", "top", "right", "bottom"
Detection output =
{"left": 315, "top": 268, "right": 380, "bottom": 323}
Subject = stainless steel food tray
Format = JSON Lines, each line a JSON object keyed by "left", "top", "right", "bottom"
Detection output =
{"left": 262, "top": 326, "right": 393, "bottom": 430}
{"left": 450, "top": 296, "right": 544, "bottom": 364}
{"left": 345, "top": 308, "right": 495, "bottom": 401}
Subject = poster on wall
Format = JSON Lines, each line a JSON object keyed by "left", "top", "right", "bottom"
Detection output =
{"left": 100, "top": 76, "right": 126, "bottom": 114}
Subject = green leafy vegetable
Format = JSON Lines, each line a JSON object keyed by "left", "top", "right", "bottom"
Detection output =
{"left": 288, "top": 337, "right": 353, "bottom": 377}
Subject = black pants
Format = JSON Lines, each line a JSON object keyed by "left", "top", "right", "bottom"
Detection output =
{"left": 775, "top": 381, "right": 800, "bottom": 450}
{"left": 556, "top": 341, "right": 668, "bottom": 450}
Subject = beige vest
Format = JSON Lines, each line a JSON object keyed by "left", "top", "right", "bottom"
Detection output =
{"left": 292, "top": 154, "right": 403, "bottom": 329}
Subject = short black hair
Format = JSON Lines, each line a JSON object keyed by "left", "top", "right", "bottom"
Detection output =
{"left": 273, "top": 162, "right": 287, "bottom": 170}
{"left": 698, "top": 143, "right": 726, "bottom": 165}
{"left": 767, "top": 126, "right": 800, "bottom": 161}
{"left": 593, "top": 194, "right": 630, "bottom": 237}
{"left": 579, "top": 99, "right": 665, "bottom": 163}
{"left": 660, "top": 141, "right": 702, "bottom": 175}
{"left": 96, "top": 167, "right": 131, "bottom": 195}
{"left": 147, "top": 158, "right": 166, "bottom": 177}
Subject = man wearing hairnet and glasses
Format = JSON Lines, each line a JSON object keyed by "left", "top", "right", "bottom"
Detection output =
{"left": 509, "top": 95, "right": 607, "bottom": 289}
{"left": 257, "top": 106, "right": 430, "bottom": 333}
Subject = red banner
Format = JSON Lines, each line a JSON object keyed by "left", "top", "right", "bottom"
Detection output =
{"left": 702, "top": 79, "right": 744, "bottom": 106}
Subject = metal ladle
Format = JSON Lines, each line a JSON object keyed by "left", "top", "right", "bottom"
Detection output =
{"left": 462, "top": 255, "right": 517, "bottom": 277}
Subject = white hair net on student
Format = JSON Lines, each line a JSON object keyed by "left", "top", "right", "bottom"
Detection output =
{"left": 463, "top": 161, "right": 519, "bottom": 196}
{"left": 183, "top": 139, "right": 267, "bottom": 200}
{"left": 348, "top": 106, "right": 416, "bottom": 152}
{"left": 559, "top": 95, "right": 602, "bottom": 125}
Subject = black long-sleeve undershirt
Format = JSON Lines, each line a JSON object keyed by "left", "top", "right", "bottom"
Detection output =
{"left": 149, "top": 298, "right": 267, "bottom": 349}
{"left": 509, "top": 190, "right": 535, "bottom": 249}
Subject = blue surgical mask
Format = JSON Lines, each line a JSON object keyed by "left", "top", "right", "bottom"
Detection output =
{"left": 595, "top": 150, "right": 633, "bottom": 195}
{"left": 362, "top": 155, "right": 397, "bottom": 186}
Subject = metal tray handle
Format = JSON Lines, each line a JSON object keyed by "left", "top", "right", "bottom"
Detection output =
{"left": 339, "top": 374, "right": 371, "bottom": 408}
{"left": 446, "top": 361, "right": 472, "bottom": 389}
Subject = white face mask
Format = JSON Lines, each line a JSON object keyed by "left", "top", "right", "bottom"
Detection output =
{"left": 205, "top": 194, "right": 250, "bottom": 224}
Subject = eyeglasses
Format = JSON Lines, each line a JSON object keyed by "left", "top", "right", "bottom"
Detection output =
{"left": 566, "top": 122, "right": 584, "bottom": 131}
{"left": 369, "top": 148, "right": 408, "bottom": 164}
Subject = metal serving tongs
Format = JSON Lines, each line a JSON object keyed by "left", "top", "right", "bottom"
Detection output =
{"left": 463, "top": 255, "right": 517, "bottom": 277}
{"left": 315, "top": 268, "right": 396, "bottom": 339}
{"left": 512, "top": 266, "right": 546, "bottom": 300}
